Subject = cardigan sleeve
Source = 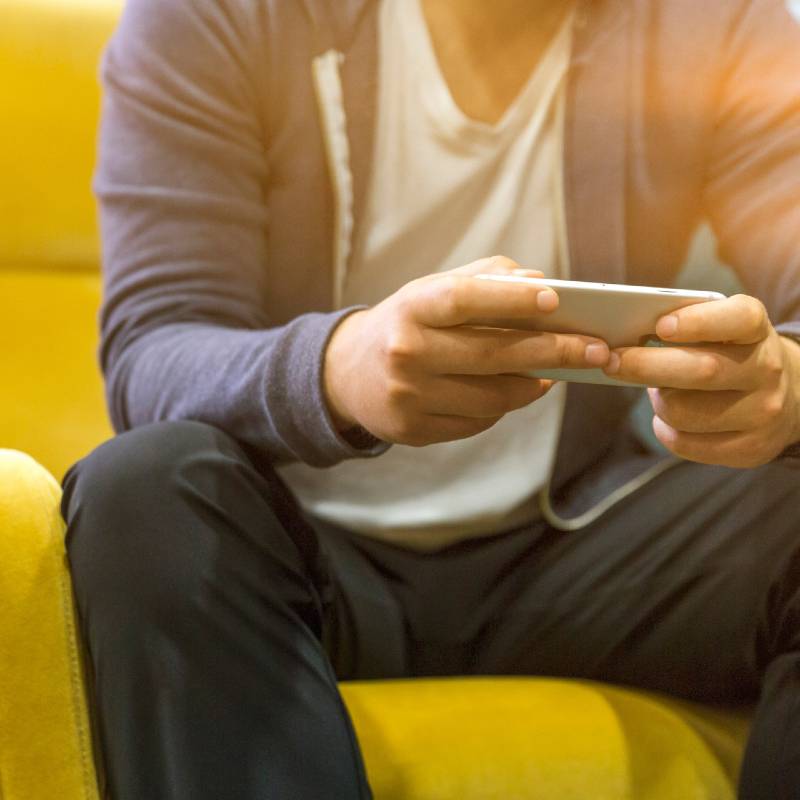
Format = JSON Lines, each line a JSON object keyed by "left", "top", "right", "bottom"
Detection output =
{"left": 95, "top": 0, "right": 388, "bottom": 467}
{"left": 703, "top": 0, "right": 800, "bottom": 343}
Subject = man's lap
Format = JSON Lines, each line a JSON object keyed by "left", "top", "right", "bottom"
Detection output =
{"left": 66, "top": 420, "right": 800, "bottom": 705}
{"left": 316, "top": 459, "right": 799, "bottom": 704}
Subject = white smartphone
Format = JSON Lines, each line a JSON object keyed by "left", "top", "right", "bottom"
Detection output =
{"left": 473, "top": 275, "right": 727, "bottom": 387}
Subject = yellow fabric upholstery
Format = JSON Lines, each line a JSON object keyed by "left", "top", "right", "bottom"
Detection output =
{"left": 0, "top": 451, "right": 751, "bottom": 799}
{"left": 0, "top": 0, "right": 116, "bottom": 478}
{"left": 342, "top": 680, "right": 749, "bottom": 800}
{"left": 0, "top": 451, "right": 99, "bottom": 800}
{"left": 0, "top": 0, "right": 122, "bottom": 270}
{"left": 0, "top": 271, "right": 111, "bottom": 482}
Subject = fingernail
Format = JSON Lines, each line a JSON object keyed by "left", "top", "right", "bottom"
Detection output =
{"left": 585, "top": 342, "right": 609, "bottom": 366}
{"left": 606, "top": 353, "right": 621, "bottom": 374}
{"left": 657, "top": 315, "right": 678, "bottom": 338}
{"left": 536, "top": 290, "right": 558, "bottom": 312}
{"left": 513, "top": 268, "right": 542, "bottom": 276}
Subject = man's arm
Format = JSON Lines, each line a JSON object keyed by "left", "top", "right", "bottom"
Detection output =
{"left": 96, "top": 0, "right": 388, "bottom": 467}
{"left": 702, "top": 0, "right": 800, "bottom": 336}
{"left": 98, "top": 0, "right": 617, "bottom": 462}
{"left": 599, "top": 0, "right": 800, "bottom": 468}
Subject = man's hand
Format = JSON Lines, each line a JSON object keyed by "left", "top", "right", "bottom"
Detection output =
{"left": 603, "top": 294, "right": 800, "bottom": 467}
{"left": 323, "top": 257, "right": 611, "bottom": 447}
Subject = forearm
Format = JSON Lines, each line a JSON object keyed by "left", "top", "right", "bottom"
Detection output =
{"left": 105, "top": 315, "right": 389, "bottom": 468}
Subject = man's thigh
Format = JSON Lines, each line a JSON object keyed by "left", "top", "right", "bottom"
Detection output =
{"left": 474, "top": 460, "right": 799, "bottom": 702}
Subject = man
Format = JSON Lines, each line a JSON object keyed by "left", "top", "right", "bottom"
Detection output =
{"left": 62, "top": 0, "right": 800, "bottom": 797}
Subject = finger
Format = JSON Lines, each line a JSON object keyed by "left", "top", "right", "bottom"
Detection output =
{"left": 409, "top": 272, "right": 559, "bottom": 328}
{"left": 448, "top": 255, "right": 544, "bottom": 279}
{"left": 656, "top": 294, "right": 771, "bottom": 345}
{"left": 647, "top": 387, "right": 753, "bottom": 434}
{"left": 651, "top": 416, "right": 779, "bottom": 468}
{"left": 417, "top": 326, "right": 610, "bottom": 375}
{"left": 604, "top": 343, "right": 760, "bottom": 391}
{"left": 422, "top": 374, "right": 553, "bottom": 418}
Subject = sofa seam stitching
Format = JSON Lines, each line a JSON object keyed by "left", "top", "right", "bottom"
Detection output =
{"left": 49, "top": 478, "right": 96, "bottom": 800}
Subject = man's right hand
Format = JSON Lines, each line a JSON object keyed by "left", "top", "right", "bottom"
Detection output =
{"left": 323, "top": 256, "right": 611, "bottom": 447}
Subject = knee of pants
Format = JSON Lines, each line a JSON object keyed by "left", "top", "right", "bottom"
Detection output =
{"left": 62, "top": 420, "right": 274, "bottom": 633}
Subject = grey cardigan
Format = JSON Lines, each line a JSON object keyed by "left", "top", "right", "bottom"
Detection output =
{"left": 95, "top": 0, "right": 800, "bottom": 522}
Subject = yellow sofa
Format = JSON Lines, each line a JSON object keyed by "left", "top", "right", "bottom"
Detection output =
{"left": 0, "top": 2, "right": 753, "bottom": 798}
{"left": 0, "top": 0, "right": 115, "bottom": 483}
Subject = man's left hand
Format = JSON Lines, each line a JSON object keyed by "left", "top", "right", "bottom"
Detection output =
{"left": 603, "top": 294, "right": 800, "bottom": 467}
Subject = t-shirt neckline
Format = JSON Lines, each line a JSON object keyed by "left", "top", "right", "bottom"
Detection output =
{"left": 403, "top": 0, "right": 575, "bottom": 142}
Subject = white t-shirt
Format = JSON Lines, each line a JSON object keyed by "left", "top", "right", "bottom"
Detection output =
{"left": 278, "top": 0, "right": 573, "bottom": 549}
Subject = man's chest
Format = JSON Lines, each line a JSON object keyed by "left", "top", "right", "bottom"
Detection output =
{"left": 418, "top": 0, "right": 576, "bottom": 125}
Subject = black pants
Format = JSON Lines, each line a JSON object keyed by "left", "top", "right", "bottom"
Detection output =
{"left": 62, "top": 421, "right": 800, "bottom": 800}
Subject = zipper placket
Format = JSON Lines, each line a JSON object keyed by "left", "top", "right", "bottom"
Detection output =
{"left": 312, "top": 50, "right": 354, "bottom": 311}
{"left": 538, "top": 2, "right": 682, "bottom": 531}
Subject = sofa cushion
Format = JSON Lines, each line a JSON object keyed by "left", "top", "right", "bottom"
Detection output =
{"left": 342, "top": 678, "right": 750, "bottom": 799}
{"left": 0, "top": 272, "right": 111, "bottom": 479}
{"left": 0, "top": 0, "right": 121, "bottom": 271}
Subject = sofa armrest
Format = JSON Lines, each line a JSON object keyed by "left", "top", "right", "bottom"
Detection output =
{"left": 0, "top": 450, "right": 99, "bottom": 800}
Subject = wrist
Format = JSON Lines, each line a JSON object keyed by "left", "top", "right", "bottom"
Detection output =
{"left": 779, "top": 334, "right": 800, "bottom": 445}
{"left": 323, "top": 310, "right": 365, "bottom": 433}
